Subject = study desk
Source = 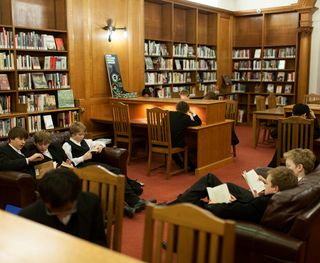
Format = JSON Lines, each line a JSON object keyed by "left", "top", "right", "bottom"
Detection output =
{"left": 252, "top": 107, "right": 285, "bottom": 148}
{"left": 0, "top": 210, "right": 142, "bottom": 263}
{"left": 91, "top": 117, "right": 234, "bottom": 177}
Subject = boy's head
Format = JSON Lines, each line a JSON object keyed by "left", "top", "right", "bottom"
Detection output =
{"left": 34, "top": 130, "right": 52, "bottom": 153}
{"left": 264, "top": 166, "right": 298, "bottom": 195}
{"left": 8, "top": 127, "right": 28, "bottom": 150}
{"left": 142, "top": 87, "right": 152, "bottom": 97}
{"left": 179, "top": 90, "right": 189, "bottom": 100}
{"left": 284, "top": 148, "right": 316, "bottom": 176}
{"left": 176, "top": 101, "right": 190, "bottom": 114}
{"left": 39, "top": 169, "right": 81, "bottom": 221}
{"left": 69, "top": 122, "right": 87, "bottom": 142}
{"left": 292, "top": 103, "right": 310, "bottom": 118}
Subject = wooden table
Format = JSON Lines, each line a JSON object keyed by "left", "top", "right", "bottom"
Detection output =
{"left": 0, "top": 210, "right": 142, "bottom": 263}
{"left": 92, "top": 117, "right": 234, "bottom": 176}
{"left": 252, "top": 107, "right": 285, "bottom": 148}
{"left": 284, "top": 104, "right": 320, "bottom": 116}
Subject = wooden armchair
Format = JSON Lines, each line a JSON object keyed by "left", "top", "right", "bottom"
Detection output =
{"left": 276, "top": 116, "right": 314, "bottom": 166}
{"left": 225, "top": 100, "right": 238, "bottom": 157}
{"left": 304, "top": 93, "right": 320, "bottom": 104}
{"left": 142, "top": 203, "right": 235, "bottom": 263}
{"left": 111, "top": 102, "right": 146, "bottom": 163}
{"left": 72, "top": 165, "right": 125, "bottom": 252}
{"left": 146, "top": 107, "right": 187, "bottom": 179}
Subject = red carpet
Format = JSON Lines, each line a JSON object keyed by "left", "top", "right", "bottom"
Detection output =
{"left": 121, "top": 125, "right": 275, "bottom": 259}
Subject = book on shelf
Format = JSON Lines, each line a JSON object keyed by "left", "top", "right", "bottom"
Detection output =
{"left": 54, "top": 37, "right": 65, "bottom": 51}
{"left": 31, "top": 57, "right": 41, "bottom": 70}
{"left": 238, "top": 109, "right": 245, "bottom": 123}
{"left": 242, "top": 169, "right": 265, "bottom": 194}
{"left": 277, "top": 72, "right": 285, "bottom": 82}
{"left": 0, "top": 74, "right": 10, "bottom": 90}
{"left": 44, "top": 35, "right": 56, "bottom": 50}
{"left": 34, "top": 160, "right": 55, "bottom": 180}
{"left": 43, "top": 115, "right": 54, "bottom": 129}
{"left": 57, "top": 89, "right": 75, "bottom": 108}
{"left": 206, "top": 183, "right": 231, "bottom": 204}
{"left": 254, "top": 49, "right": 261, "bottom": 58}
{"left": 284, "top": 84, "right": 292, "bottom": 94}
{"left": 267, "top": 84, "right": 274, "bottom": 93}
{"left": 277, "top": 60, "right": 286, "bottom": 70}
{"left": 276, "top": 85, "right": 282, "bottom": 94}
{"left": 32, "top": 73, "right": 48, "bottom": 89}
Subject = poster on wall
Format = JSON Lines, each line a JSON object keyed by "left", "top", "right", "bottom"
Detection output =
{"left": 104, "top": 54, "right": 137, "bottom": 98}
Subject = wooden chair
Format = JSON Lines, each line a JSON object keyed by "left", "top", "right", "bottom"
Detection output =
{"left": 146, "top": 107, "right": 187, "bottom": 179}
{"left": 267, "top": 93, "right": 277, "bottom": 109}
{"left": 255, "top": 95, "right": 272, "bottom": 145}
{"left": 276, "top": 116, "right": 314, "bottom": 166}
{"left": 72, "top": 165, "right": 125, "bottom": 252}
{"left": 304, "top": 93, "right": 320, "bottom": 104}
{"left": 111, "top": 101, "right": 145, "bottom": 163}
{"left": 225, "top": 100, "right": 238, "bottom": 157}
{"left": 142, "top": 203, "right": 235, "bottom": 263}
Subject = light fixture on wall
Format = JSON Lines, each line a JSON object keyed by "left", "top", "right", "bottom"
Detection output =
{"left": 103, "top": 19, "right": 127, "bottom": 42}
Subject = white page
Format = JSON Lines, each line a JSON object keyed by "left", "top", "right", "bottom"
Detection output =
{"left": 244, "top": 169, "right": 265, "bottom": 194}
{"left": 206, "top": 183, "right": 231, "bottom": 203}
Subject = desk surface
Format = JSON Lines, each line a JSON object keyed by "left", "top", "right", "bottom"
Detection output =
{"left": 0, "top": 210, "right": 142, "bottom": 263}
{"left": 253, "top": 107, "right": 285, "bottom": 116}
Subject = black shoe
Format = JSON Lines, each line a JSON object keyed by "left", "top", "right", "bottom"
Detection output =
{"left": 124, "top": 204, "right": 135, "bottom": 218}
{"left": 134, "top": 199, "right": 157, "bottom": 212}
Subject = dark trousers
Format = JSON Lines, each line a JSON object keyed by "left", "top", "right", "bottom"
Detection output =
{"left": 78, "top": 161, "right": 140, "bottom": 207}
{"left": 171, "top": 173, "right": 253, "bottom": 205}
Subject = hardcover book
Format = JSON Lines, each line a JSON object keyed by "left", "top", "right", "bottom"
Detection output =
{"left": 45, "top": 35, "right": 56, "bottom": 50}
{"left": 31, "top": 57, "right": 41, "bottom": 70}
{"left": 57, "top": 89, "right": 75, "bottom": 108}
{"left": 0, "top": 74, "right": 10, "bottom": 90}
{"left": 43, "top": 115, "right": 54, "bottom": 129}
{"left": 34, "top": 160, "right": 55, "bottom": 180}
{"left": 54, "top": 37, "right": 65, "bottom": 51}
{"left": 32, "top": 73, "right": 48, "bottom": 89}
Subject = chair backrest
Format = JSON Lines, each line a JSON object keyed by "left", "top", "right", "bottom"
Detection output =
{"left": 111, "top": 102, "right": 131, "bottom": 140}
{"left": 142, "top": 203, "right": 235, "bottom": 263}
{"left": 255, "top": 95, "right": 266, "bottom": 111}
{"left": 147, "top": 107, "right": 171, "bottom": 148}
{"left": 267, "top": 93, "right": 277, "bottom": 109}
{"left": 304, "top": 93, "right": 320, "bottom": 104}
{"left": 276, "top": 116, "right": 314, "bottom": 165}
{"left": 225, "top": 100, "right": 238, "bottom": 122}
{"left": 72, "top": 165, "right": 125, "bottom": 252}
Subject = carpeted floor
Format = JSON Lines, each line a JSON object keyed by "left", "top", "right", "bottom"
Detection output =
{"left": 121, "top": 125, "right": 275, "bottom": 259}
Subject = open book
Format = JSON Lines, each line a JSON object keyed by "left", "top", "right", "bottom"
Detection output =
{"left": 60, "top": 161, "right": 73, "bottom": 169}
{"left": 34, "top": 161, "right": 56, "bottom": 180}
{"left": 242, "top": 169, "right": 265, "bottom": 194}
{"left": 206, "top": 183, "right": 231, "bottom": 204}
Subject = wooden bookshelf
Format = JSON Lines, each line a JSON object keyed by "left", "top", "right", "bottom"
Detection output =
{"left": 0, "top": 0, "right": 79, "bottom": 138}
{"left": 231, "top": 12, "right": 299, "bottom": 123}
{"left": 144, "top": 0, "right": 218, "bottom": 98}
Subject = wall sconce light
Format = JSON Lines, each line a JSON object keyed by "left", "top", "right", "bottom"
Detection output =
{"left": 103, "top": 19, "right": 127, "bottom": 42}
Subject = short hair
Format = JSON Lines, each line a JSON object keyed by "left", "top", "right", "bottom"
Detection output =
{"left": 69, "top": 121, "right": 87, "bottom": 135}
{"left": 284, "top": 148, "right": 316, "bottom": 175}
{"left": 38, "top": 168, "right": 81, "bottom": 208}
{"left": 8, "top": 127, "right": 28, "bottom": 141}
{"left": 267, "top": 166, "right": 298, "bottom": 191}
{"left": 33, "top": 130, "right": 52, "bottom": 144}
{"left": 176, "top": 101, "right": 189, "bottom": 113}
{"left": 292, "top": 103, "right": 310, "bottom": 117}
{"left": 203, "top": 91, "right": 218, "bottom": 100}
{"left": 142, "top": 87, "right": 152, "bottom": 97}
{"left": 179, "top": 90, "right": 189, "bottom": 97}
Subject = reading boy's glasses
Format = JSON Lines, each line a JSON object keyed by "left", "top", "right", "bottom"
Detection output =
{"left": 45, "top": 203, "right": 77, "bottom": 216}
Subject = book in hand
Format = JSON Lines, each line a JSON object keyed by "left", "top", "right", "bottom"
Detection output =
{"left": 242, "top": 169, "right": 265, "bottom": 194}
{"left": 57, "top": 89, "right": 75, "bottom": 108}
{"left": 34, "top": 160, "right": 55, "bottom": 180}
{"left": 206, "top": 183, "right": 231, "bottom": 204}
{"left": 32, "top": 73, "right": 48, "bottom": 89}
{"left": 60, "top": 161, "right": 73, "bottom": 169}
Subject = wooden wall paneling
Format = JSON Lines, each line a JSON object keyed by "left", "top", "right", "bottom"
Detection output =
{"left": 198, "top": 10, "right": 217, "bottom": 46}
{"left": 264, "top": 12, "right": 299, "bottom": 46}
{"left": 174, "top": 5, "right": 187, "bottom": 42}
{"left": 233, "top": 15, "right": 263, "bottom": 47}
{"left": 0, "top": 0, "right": 12, "bottom": 25}
{"left": 217, "top": 13, "right": 232, "bottom": 88}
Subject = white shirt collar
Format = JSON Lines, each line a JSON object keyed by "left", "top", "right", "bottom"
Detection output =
{"left": 9, "top": 143, "right": 24, "bottom": 156}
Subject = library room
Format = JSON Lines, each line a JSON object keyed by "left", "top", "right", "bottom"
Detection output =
{"left": 0, "top": 0, "right": 320, "bottom": 262}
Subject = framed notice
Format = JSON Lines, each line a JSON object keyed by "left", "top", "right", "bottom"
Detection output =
{"left": 104, "top": 54, "right": 137, "bottom": 98}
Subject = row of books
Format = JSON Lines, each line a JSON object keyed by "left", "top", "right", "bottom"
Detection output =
{"left": 197, "top": 72, "right": 216, "bottom": 82}
{"left": 18, "top": 72, "right": 69, "bottom": 90}
{"left": 174, "top": 59, "right": 197, "bottom": 70}
{"left": 156, "top": 86, "right": 171, "bottom": 98}
{"left": 0, "top": 27, "right": 13, "bottom": 48}
{"left": 16, "top": 55, "right": 67, "bottom": 70}
{"left": 18, "top": 94, "right": 57, "bottom": 112}
{"left": 198, "top": 60, "right": 216, "bottom": 70}
{"left": 253, "top": 95, "right": 288, "bottom": 105}
{"left": 197, "top": 46, "right": 216, "bottom": 58}
{"left": 266, "top": 84, "right": 292, "bottom": 94}
{"left": 27, "top": 115, "right": 42, "bottom": 132}
{"left": 198, "top": 83, "right": 215, "bottom": 93}
{"left": 144, "top": 41, "right": 169, "bottom": 56}
{"left": 0, "top": 95, "right": 11, "bottom": 114}
{"left": 0, "top": 52, "right": 14, "bottom": 70}
{"left": 232, "top": 72, "right": 261, "bottom": 81}
{"left": 144, "top": 57, "right": 173, "bottom": 70}
{"left": 144, "top": 72, "right": 172, "bottom": 85}
{"left": 14, "top": 32, "right": 65, "bottom": 51}
{"left": 262, "top": 72, "right": 295, "bottom": 82}
{"left": 0, "top": 117, "right": 25, "bottom": 137}
{"left": 173, "top": 43, "right": 195, "bottom": 57}
{"left": 233, "top": 47, "right": 296, "bottom": 59}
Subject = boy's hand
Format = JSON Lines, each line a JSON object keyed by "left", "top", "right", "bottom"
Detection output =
{"left": 83, "top": 151, "right": 92, "bottom": 161}
{"left": 28, "top": 153, "right": 44, "bottom": 162}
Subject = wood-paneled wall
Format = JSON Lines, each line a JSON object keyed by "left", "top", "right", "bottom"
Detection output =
{"left": 67, "top": 0, "right": 144, "bottom": 129}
